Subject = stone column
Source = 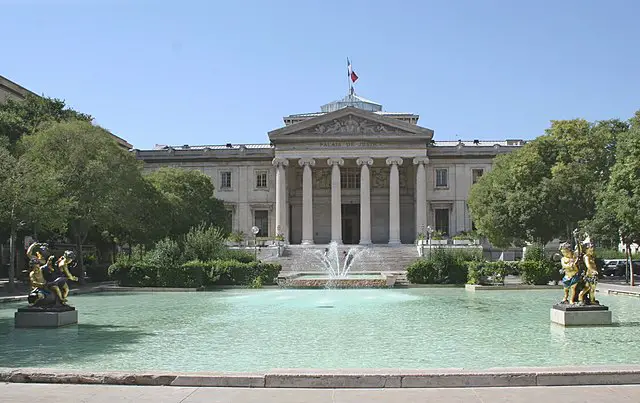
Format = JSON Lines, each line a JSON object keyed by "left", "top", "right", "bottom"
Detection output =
{"left": 413, "top": 157, "right": 429, "bottom": 238}
{"left": 357, "top": 157, "right": 374, "bottom": 245}
{"left": 386, "top": 157, "right": 403, "bottom": 245}
{"left": 272, "top": 158, "right": 289, "bottom": 241}
{"left": 298, "top": 158, "right": 316, "bottom": 245}
{"left": 327, "top": 158, "right": 344, "bottom": 244}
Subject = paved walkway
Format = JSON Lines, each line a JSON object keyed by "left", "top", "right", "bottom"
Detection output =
{"left": 2, "top": 383, "right": 640, "bottom": 402}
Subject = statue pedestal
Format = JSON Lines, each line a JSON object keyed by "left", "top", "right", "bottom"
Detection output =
{"left": 550, "top": 304, "right": 611, "bottom": 326}
{"left": 14, "top": 307, "right": 78, "bottom": 328}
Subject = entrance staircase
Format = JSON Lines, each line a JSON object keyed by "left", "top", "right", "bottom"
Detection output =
{"left": 262, "top": 244, "right": 419, "bottom": 286}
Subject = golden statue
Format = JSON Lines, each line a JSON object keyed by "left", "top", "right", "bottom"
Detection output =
{"left": 25, "top": 242, "right": 77, "bottom": 308}
{"left": 559, "top": 241, "right": 581, "bottom": 304}
{"left": 558, "top": 231, "right": 600, "bottom": 306}
{"left": 578, "top": 235, "right": 599, "bottom": 305}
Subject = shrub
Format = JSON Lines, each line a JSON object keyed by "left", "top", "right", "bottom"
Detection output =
{"left": 520, "top": 260, "right": 555, "bottom": 285}
{"left": 107, "top": 261, "right": 130, "bottom": 284}
{"left": 128, "top": 262, "right": 158, "bottom": 287}
{"left": 431, "top": 248, "right": 469, "bottom": 284}
{"left": 208, "top": 260, "right": 281, "bottom": 286}
{"left": 183, "top": 224, "right": 225, "bottom": 262}
{"left": 219, "top": 249, "right": 256, "bottom": 263}
{"left": 524, "top": 243, "right": 545, "bottom": 261}
{"left": 86, "top": 263, "right": 110, "bottom": 282}
{"left": 466, "top": 261, "right": 507, "bottom": 285}
{"left": 158, "top": 262, "right": 205, "bottom": 288}
{"left": 147, "top": 238, "right": 183, "bottom": 267}
{"left": 407, "top": 259, "right": 438, "bottom": 284}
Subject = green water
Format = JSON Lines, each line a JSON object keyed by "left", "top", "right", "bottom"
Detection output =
{"left": 1, "top": 289, "right": 639, "bottom": 372}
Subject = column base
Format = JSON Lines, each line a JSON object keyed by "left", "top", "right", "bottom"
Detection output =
{"left": 359, "top": 240, "right": 372, "bottom": 246}
{"left": 330, "top": 240, "right": 343, "bottom": 245}
{"left": 388, "top": 239, "right": 401, "bottom": 245}
{"left": 301, "top": 240, "right": 315, "bottom": 245}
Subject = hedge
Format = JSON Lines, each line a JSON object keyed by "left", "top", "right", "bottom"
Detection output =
{"left": 108, "top": 259, "right": 281, "bottom": 288}
{"left": 467, "top": 261, "right": 507, "bottom": 285}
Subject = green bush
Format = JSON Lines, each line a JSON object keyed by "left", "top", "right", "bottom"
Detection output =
{"left": 209, "top": 259, "right": 281, "bottom": 286}
{"left": 520, "top": 260, "right": 555, "bottom": 285}
{"left": 407, "top": 259, "right": 438, "bottom": 284}
{"left": 86, "top": 263, "right": 110, "bottom": 282}
{"left": 524, "top": 243, "right": 545, "bottom": 261}
{"left": 219, "top": 249, "right": 256, "bottom": 263}
{"left": 466, "top": 261, "right": 507, "bottom": 285}
{"left": 128, "top": 262, "right": 158, "bottom": 287}
{"left": 407, "top": 248, "right": 470, "bottom": 284}
{"left": 147, "top": 237, "right": 182, "bottom": 267}
{"left": 158, "top": 263, "right": 205, "bottom": 288}
{"left": 107, "top": 261, "right": 130, "bottom": 284}
{"left": 183, "top": 224, "right": 225, "bottom": 261}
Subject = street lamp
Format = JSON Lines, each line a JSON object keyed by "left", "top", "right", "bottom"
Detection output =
{"left": 426, "top": 225, "right": 433, "bottom": 260}
{"left": 251, "top": 226, "right": 260, "bottom": 261}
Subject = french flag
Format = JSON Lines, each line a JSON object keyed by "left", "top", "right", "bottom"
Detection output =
{"left": 347, "top": 58, "right": 359, "bottom": 83}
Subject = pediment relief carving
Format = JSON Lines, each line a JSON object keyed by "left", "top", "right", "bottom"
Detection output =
{"left": 299, "top": 115, "right": 398, "bottom": 136}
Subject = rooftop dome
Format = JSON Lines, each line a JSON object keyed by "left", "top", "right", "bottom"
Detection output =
{"left": 320, "top": 93, "right": 382, "bottom": 113}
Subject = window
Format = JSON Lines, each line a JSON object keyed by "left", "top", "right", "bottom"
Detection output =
{"left": 340, "top": 168, "right": 360, "bottom": 189}
{"left": 435, "top": 208, "right": 449, "bottom": 236}
{"left": 256, "top": 170, "right": 268, "bottom": 189}
{"left": 220, "top": 171, "right": 232, "bottom": 189}
{"left": 472, "top": 169, "right": 484, "bottom": 184}
{"left": 254, "top": 210, "right": 269, "bottom": 237}
{"left": 435, "top": 168, "right": 448, "bottom": 188}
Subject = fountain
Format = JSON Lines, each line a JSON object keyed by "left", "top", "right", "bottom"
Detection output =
{"left": 278, "top": 242, "right": 397, "bottom": 288}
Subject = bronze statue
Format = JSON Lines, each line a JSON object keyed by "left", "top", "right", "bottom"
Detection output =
{"left": 25, "top": 242, "right": 77, "bottom": 309}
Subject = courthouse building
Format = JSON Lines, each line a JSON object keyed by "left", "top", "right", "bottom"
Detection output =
{"left": 137, "top": 93, "right": 524, "bottom": 245}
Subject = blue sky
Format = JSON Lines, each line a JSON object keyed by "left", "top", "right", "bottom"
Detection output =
{"left": 3, "top": 0, "right": 639, "bottom": 149}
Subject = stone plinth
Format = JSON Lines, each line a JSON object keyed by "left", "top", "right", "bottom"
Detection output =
{"left": 15, "top": 307, "right": 78, "bottom": 328}
{"left": 550, "top": 304, "right": 611, "bottom": 326}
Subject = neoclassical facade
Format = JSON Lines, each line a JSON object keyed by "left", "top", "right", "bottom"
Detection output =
{"left": 137, "top": 94, "right": 524, "bottom": 245}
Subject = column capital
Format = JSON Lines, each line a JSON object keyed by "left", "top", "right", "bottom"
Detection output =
{"left": 272, "top": 157, "right": 289, "bottom": 167}
{"left": 327, "top": 157, "right": 344, "bottom": 167}
{"left": 413, "top": 156, "right": 430, "bottom": 165}
{"left": 356, "top": 157, "right": 374, "bottom": 167}
{"left": 385, "top": 157, "right": 403, "bottom": 166}
{"left": 298, "top": 158, "right": 316, "bottom": 167}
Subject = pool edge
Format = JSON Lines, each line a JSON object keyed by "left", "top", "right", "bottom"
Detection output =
{"left": 2, "top": 366, "right": 640, "bottom": 388}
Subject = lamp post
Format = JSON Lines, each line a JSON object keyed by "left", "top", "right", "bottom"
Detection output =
{"left": 251, "top": 226, "right": 260, "bottom": 261}
{"left": 426, "top": 225, "right": 433, "bottom": 260}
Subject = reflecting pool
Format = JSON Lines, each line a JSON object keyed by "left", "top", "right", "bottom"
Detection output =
{"left": 1, "top": 289, "right": 639, "bottom": 372}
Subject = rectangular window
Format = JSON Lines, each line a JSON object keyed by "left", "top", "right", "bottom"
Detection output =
{"left": 435, "top": 168, "right": 448, "bottom": 188}
{"left": 220, "top": 171, "right": 232, "bottom": 189}
{"left": 340, "top": 168, "right": 360, "bottom": 189}
{"left": 472, "top": 168, "right": 484, "bottom": 184}
{"left": 435, "top": 208, "right": 449, "bottom": 236}
{"left": 256, "top": 170, "right": 268, "bottom": 188}
{"left": 254, "top": 210, "right": 269, "bottom": 237}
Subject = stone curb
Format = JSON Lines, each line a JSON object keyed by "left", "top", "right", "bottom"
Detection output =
{"left": 465, "top": 284, "right": 561, "bottom": 291}
{"left": 2, "top": 367, "right": 640, "bottom": 388}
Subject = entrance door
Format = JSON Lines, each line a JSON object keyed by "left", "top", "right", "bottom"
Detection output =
{"left": 341, "top": 204, "right": 360, "bottom": 244}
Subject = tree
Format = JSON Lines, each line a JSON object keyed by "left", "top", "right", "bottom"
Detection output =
{"left": 146, "top": 168, "right": 231, "bottom": 238}
{"left": 0, "top": 139, "right": 69, "bottom": 292}
{"left": 0, "top": 95, "right": 91, "bottom": 147}
{"left": 589, "top": 111, "right": 640, "bottom": 283}
{"left": 468, "top": 118, "right": 626, "bottom": 247}
{"left": 21, "top": 120, "right": 144, "bottom": 277}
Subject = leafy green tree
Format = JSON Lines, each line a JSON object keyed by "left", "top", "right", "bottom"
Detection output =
{"left": 589, "top": 111, "right": 640, "bottom": 272}
{"left": 21, "top": 120, "right": 144, "bottom": 276}
{"left": 0, "top": 94, "right": 91, "bottom": 147}
{"left": 468, "top": 118, "right": 626, "bottom": 247}
{"left": 0, "top": 141, "right": 69, "bottom": 292}
{"left": 146, "top": 168, "right": 231, "bottom": 238}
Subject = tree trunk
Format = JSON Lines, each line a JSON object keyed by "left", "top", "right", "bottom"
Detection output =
{"left": 629, "top": 244, "right": 635, "bottom": 287}
{"left": 76, "top": 234, "right": 86, "bottom": 285}
{"left": 7, "top": 222, "right": 17, "bottom": 294}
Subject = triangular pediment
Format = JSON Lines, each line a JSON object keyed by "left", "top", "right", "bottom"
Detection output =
{"left": 268, "top": 107, "right": 433, "bottom": 143}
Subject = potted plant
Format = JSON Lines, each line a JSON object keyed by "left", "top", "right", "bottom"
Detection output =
{"left": 429, "top": 231, "right": 448, "bottom": 245}
{"left": 415, "top": 233, "right": 427, "bottom": 245}
{"left": 452, "top": 232, "right": 472, "bottom": 245}
{"left": 227, "top": 231, "right": 246, "bottom": 246}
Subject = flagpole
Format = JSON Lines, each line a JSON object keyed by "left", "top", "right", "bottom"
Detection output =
{"left": 347, "top": 57, "right": 352, "bottom": 96}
